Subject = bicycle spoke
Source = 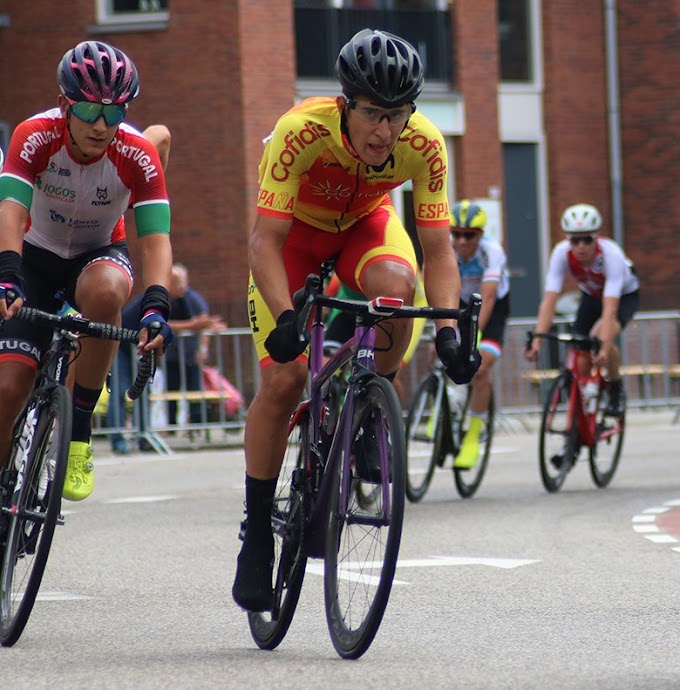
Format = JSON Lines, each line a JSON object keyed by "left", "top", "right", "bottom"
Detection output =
{"left": 1, "top": 386, "right": 71, "bottom": 647}
{"left": 539, "top": 374, "right": 574, "bottom": 493}
{"left": 324, "top": 377, "right": 405, "bottom": 659}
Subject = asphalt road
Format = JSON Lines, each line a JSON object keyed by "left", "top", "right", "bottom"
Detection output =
{"left": 2, "top": 409, "right": 679, "bottom": 689}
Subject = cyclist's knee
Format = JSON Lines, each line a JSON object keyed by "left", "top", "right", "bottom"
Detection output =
{"left": 0, "top": 364, "right": 34, "bottom": 417}
{"left": 259, "top": 362, "right": 307, "bottom": 408}
{"left": 360, "top": 262, "right": 415, "bottom": 303}
{"left": 76, "top": 271, "right": 129, "bottom": 319}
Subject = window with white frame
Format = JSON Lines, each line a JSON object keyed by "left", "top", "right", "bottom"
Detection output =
{"left": 96, "top": 0, "right": 168, "bottom": 25}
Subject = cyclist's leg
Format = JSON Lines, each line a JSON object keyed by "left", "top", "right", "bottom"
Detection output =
{"left": 334, "top": 201, "right": 418, "bottom": 376}
{"left": 0, "top": 248, "right": 55, "bottom": 466}
{"left": 142, "top": 124, "right": 171, "bottom": 171}
{"left": 64, "top": 245, "right": 133, "bottom": 499}
{"left": 593, "top": 291, "right": 639, "bottom": 416}
{"left": 455, "top": 295, "right": 508, "bottom": 469}
{"left": 234, "top": 237, "right": 324, "bottom": 612}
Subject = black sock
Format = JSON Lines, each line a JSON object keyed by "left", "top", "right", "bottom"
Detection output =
{"left": 244, "top": 475, "right": 278, "bottom": 538}
{"left": 71, "top": 383, "right": 102, "bottom": 443}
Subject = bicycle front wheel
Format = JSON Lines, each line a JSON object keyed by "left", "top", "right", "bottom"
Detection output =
{"left": 324, "top": 376, "right": 406, "bottom": 659}
{"left": 589, "top": 394, "right": 625, "bottom": 488}
{"left": 539, "top": 373, "right": 577, "bottom": 493}
{"left": 405, "top": 373, "right": 444, "bottom": 503}
{"left": 0, "top": 385, "right": 71, "bottom": 647}
{"left": 453, "top": 388, "right": 495, "bottom": 499}
{"left": 248, "top": 406, "right": 310, "bottom": 650}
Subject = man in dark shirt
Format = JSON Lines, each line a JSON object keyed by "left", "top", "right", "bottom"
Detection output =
{"left": 107, "top": 263, "right": 224, "bottom": 452}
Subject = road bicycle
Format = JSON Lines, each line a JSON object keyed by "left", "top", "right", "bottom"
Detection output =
{"left": 243, "top": 265, "right": 480, "bottom": 659}
{"left": 529, "top": 331, "right": 626, "bottom": 493}
{"left": 404, "top": 324, "right": 492, "bottom": 501}
{"left": 0, "top": 302, "right": 155, "bottom": 646}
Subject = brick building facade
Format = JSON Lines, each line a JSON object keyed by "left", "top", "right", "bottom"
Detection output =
{"left": 0, "top": 1, "right": 677, "bottom": 325}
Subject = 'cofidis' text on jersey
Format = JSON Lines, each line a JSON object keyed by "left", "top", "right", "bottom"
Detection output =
{"left": 256, "top": 97, "right": 450, "bottom": 232}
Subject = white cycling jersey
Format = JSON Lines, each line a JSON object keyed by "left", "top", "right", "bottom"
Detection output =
{"left": 544, "top": 238, "right": 639, "bottom": 299}
{"left": 0, "top": 108, "right": 170, "bottom": 259}
{"left": 455, "top": 236, "right": 510, "bottom": 303}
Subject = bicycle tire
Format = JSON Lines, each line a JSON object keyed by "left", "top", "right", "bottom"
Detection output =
{"left": 589, "top": 392, "right": 625, "bottom": 488}
{"left": 324, "top": 376, "right": 406, "bottom": 659}
{"left": 247, "top": 406, "right": 310, "bottom": 650}
{"left": 539, "top": 373, "right": 576, "bottom": 493}
{"left": 0, "top": 385, "right": 71, "bottom": 647}
{"left": 404, "top": 373, "right": 444, "bottom": 503}
{"left": 454, "top": 388, "right": 495, "bottom": 499}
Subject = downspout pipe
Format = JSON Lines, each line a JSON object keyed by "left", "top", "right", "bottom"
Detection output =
{"left": 604, "top": 0, "right": 624, "bottom": 246}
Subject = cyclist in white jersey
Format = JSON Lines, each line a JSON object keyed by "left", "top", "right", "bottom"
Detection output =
{"left": 526, "top": 203, "right": 639, "bottom": 415}
{"left": 450, "top": 200, "right": 511, "bottom": 469}
{"left": 0, "top": 41, "right": 174, "bottom": 501}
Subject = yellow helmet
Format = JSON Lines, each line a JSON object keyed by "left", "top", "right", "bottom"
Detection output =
{"left": 450, "top": 200, "right": 487, "bottom": 230}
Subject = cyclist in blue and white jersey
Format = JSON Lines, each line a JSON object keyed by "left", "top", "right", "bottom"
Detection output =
{"left": 450, "top": 200, "right": 510, "bottom": 469}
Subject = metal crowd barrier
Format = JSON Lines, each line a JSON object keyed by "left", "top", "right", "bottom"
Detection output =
{"left": 94, "top": 311, "right": 679, "bottom": 452}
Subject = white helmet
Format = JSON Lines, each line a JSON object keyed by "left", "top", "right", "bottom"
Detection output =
{"left": 560, "top": 203, "right": 603, "bottom": 233}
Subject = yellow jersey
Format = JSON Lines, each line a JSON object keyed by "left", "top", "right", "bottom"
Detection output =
{"left": 257, "top": 97, "right": 450, "bottom": 233}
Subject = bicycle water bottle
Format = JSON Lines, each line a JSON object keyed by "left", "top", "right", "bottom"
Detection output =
{"left": 447, "top": 381, "right": 468, "bottom": 413}
{"left": 581, "top": 379, "right": 599, "bottom": 415}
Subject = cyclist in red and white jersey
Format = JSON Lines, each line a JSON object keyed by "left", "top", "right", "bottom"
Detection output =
{"left": 0, "top": 41, "right": 174, "bottom": 501}
{"left": 526, "top": 203, "right": 639, "bottom": 415}
{"left": 233, "top": 29, "right": 481, "bottom": 613}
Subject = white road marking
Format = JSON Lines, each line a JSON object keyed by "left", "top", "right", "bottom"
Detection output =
{"left": 632, "top": 499, "right": 680, "bottom": 551}
{"left": 305, "top": 556, "right": 538, "bottom": 585}
{"left": 103, "top": 495, "right": 177, "bottom": 504}
{"left": 36, "top": 591, "right": 92, "bottom": 601}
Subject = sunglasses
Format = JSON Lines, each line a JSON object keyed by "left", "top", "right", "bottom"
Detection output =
{"left": 346, "top": 99, "right": 415, "bottom": 126}
{"left": 68, "top": 100, "right": 127, "bottom": 126}
{"left": 451, "top": 230, "right": 478, "bottom": 241}
{"left": 568, "top": 235, "right": 596, "bottom": 246}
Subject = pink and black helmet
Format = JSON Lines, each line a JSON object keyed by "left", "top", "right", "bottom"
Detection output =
{"left": 57, "top": 41, "right": 139, "bottom": 104}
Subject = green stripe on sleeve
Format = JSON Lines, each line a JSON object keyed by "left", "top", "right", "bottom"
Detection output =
{"left": 0, "top": 176, "right": 33, "bottom": 209}
{"left": 133, "top": 202, "right": 171, "bottom": 237}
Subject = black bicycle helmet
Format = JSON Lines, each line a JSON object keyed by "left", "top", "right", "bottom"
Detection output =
{"left": 57, "top": 41, "right": 139, "bottom": 104}
{"left": 336, "top": 29, "right": 424, "bottom": 107}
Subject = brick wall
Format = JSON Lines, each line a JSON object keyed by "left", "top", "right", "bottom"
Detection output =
{"left": 542, "top": 1, "right": 611, "bottom": 243}
{"left": 452, "top": 0, "right": 504, "bottom": 202}
{"left": 617, "top": 0, "right": 680, "bottom": 310}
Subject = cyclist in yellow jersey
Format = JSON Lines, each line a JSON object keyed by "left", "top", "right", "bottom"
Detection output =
{"left": 233, "top": 29, "right": 481, "bottom": 613}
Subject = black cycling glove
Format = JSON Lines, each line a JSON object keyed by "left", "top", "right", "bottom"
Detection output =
{"left": 435, "top": 326, "right": 481, "bottom": 385}
{"left": 264, "top": 309, "right": 309, "bottom": 364}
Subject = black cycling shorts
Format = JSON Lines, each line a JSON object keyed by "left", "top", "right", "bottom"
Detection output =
{"left": 0, "top": 241, "right": 132, "bottom": 366}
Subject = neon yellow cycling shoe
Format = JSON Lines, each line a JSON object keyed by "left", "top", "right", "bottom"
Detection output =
{"left": 454, "top": 435, "right": 480, "bottom": 469}
{"left": 63, "top": 441, "right": 94, "bottom": 501}
{"left": 454, "top": 416, "right": 483, "bottom": 470}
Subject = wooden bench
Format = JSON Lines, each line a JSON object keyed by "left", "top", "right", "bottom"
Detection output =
{"left": 149, "top": 391, "right": 239, "bottom": 403}
{"left": 522, "top": 363, "right": 679, "bottom": 387}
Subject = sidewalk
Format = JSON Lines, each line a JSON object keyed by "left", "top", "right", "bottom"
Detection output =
{"left": 92, "top": 407, "right": 677, "bottom": 460}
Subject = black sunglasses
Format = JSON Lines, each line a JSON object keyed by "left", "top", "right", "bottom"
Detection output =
{"left": 451, "top": 231, "right": 478, "bottom": 241}
{"left": 569, "top": 235, "right": 596, "bottom": 246}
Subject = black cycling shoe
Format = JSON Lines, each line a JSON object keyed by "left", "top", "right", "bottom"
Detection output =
{"left": 604, "top": 380, "right": 625, "bottom": 417}
{"left": 232, "top": 532, "right": 275, "bottom": 612}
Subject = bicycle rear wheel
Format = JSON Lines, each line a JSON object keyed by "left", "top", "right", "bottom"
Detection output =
{"left": 324, "top": 376, "right": 405, "bottom": 659}
{"left": 453, "top": 388, "right": 495, "bottom": 499}
{"left": 247, "top": 405, "right": 310, "bottom": 650}
{"left": 404, "top": 373, "right": 444, "bottom": 503}
{"left": 589, "top": 393, "right": 625, "bottom": 488}
{"left": 0, "top": 385, "right": 71, "bottom": 647}
{"left": 539, "top": 373, "right": 577, "bottom": 493}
